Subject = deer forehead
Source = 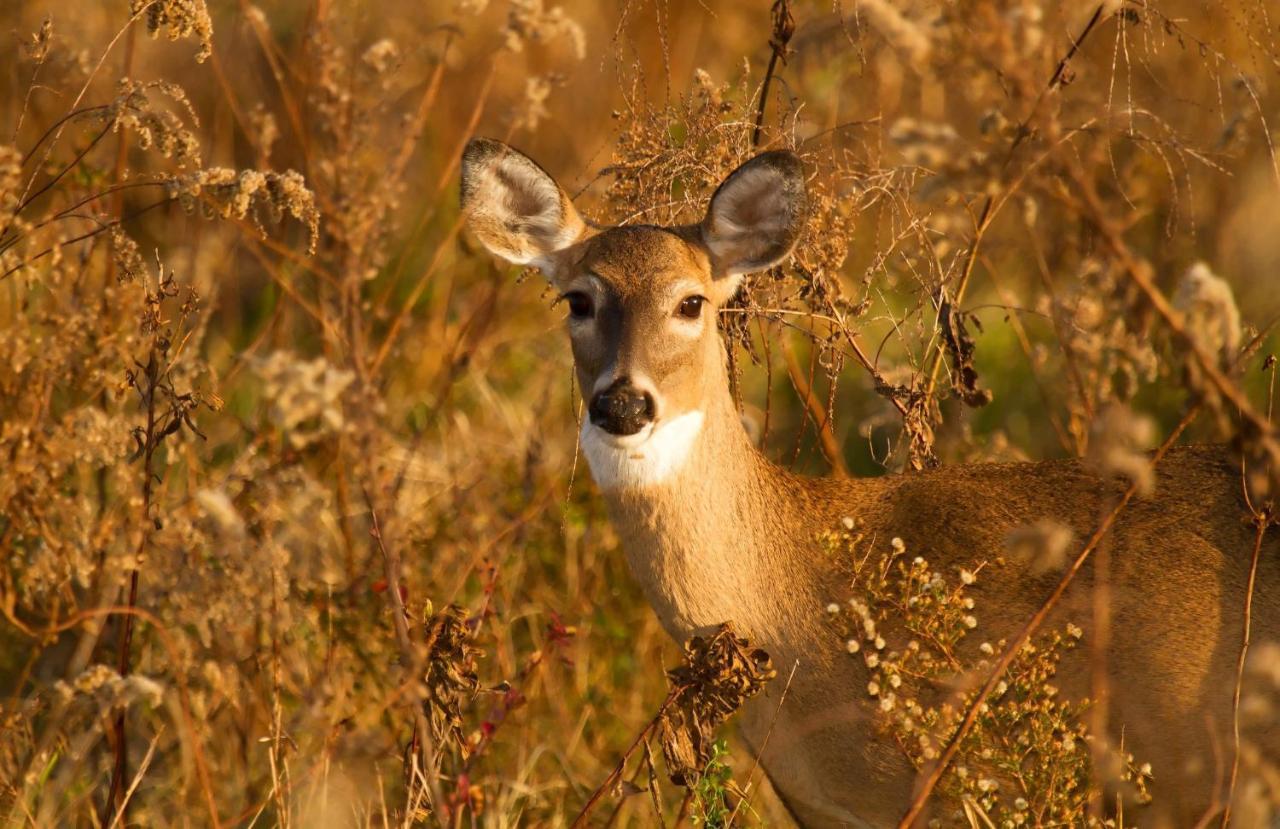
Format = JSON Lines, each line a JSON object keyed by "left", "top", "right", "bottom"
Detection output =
{"left": 572, "top": 226, "right": 712, "bottom": 298}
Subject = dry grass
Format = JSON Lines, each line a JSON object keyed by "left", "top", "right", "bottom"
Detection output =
{"left": 1, "top": 0, "right": 1279, "bottom": 826}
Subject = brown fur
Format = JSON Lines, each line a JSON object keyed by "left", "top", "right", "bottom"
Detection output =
{"left": 461, "top": 140, "right": 1280, "bottom": 827}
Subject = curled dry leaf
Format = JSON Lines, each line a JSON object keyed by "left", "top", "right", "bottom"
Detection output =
{"left": 659, "top": 623, "right": 775, "bottom": 786}
{"left": 422, "top": 605, "right": 481, "bottom": 751}
{"left": 940, "top": 300, "right": 993, "bottom": 409}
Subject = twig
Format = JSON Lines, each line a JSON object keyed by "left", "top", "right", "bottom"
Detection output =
{"left": 107, "top": 285, "right": 158, "bottom": 821}
{"left": 7, "top": 605, "right": 222, "bottom": 828}
{"left": 1069, "top": 162, "right": 1279, "bottom": 449}
{"left": 781, "top": 337, "right": 848, "bottom": 476}
{"left": 751, "top": 0, "right": 795, "bottom": 148}
{"left": 1220, "top": 514, "right": 1271, "bottom": 828}
{"left": 897, "top": 325, "right": 1276, "bottom": 827}
{"left": 920, "top": 197, "right": 992, "bottom": 405}
{"left": 14, "top": 124, "right": 112, "bottom": 219}
{"left": 570, "top": 692, "right": 677, "bottom": 829}
{"left": 896, "top": 405, "right": 1195, "bottom": 828}
{"left": 1, "top": 197, "right": 174, "bottom": 281}
{"left": 1221, "top": 353, "right": 1277, "bottom": 826}
{"left": 370, "top": 61, "right": 498, "bottom": 375}
{"left": 920, "top": 4, "right": 1111, "bottom": 410}
{"left": 728, "top": 660, "right": 799, "bottom": 826}
{"left": 107, "top": 726, "right": 162, "bottom": 829}
{"left": 365, "top": 492, "right": 444, "bottom": 819}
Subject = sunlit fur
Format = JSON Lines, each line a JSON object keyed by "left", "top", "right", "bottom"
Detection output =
{"left": 579, "top": 411, "right": 705, "bottom": 490}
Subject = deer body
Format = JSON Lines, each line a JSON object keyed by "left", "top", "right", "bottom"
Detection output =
{"left": 460, "top": 139, "right": 1279, "bottom": 826}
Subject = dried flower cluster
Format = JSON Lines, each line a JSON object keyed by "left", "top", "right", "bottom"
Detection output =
{"left": 131, "top": 0, "right": 213, "bottom": 63}
{"left": 168, "top": 167, "right": 319, "bottom": 253}
{"left": 660, "top": 623, "right": 775, "bottom": 786}
{"left": 822, "top": 523, "right": 1151, "bottom": 824}
{"left": 422, "top": 605, "right": 482, "bottom": 751}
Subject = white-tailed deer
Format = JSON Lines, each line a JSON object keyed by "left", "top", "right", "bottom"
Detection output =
{"left": 460, "top": 138, "right": 1279, "bottom": 827}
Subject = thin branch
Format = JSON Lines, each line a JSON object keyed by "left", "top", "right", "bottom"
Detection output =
{"left": 570, "top": 693, "right": 676, "bottom": 829}
{"left": 781, "top": 337, "right": 849, "bottom": 476}
{"left": 751, "top": 0, "right": 795, "bottom": 148}
{"left": 897, "top": 406, "right": 1196, "bottom": 828}
{"left": 0, "top": 198, "right": 173, "bottom": 280}
{"left": 1220, "top": 514, "right": 1271, "bottom": 828}
{"left": 365, "top": 492, "right": 444, "bottom": 818}
{"left": 897, "top": 325, "right": 1275, "bottom": 827}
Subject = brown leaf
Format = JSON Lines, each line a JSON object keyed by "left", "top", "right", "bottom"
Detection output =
{"left": 659, "top": 623, "right": 775, "bottom": 785}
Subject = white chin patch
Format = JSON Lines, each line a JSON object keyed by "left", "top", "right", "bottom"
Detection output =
{"left": 580, "top": 411, "right": 704, "bottom": 491}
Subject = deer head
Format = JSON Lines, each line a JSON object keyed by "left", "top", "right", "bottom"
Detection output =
{"left": 460, "top": 138, "right": 806, "bottom": 489}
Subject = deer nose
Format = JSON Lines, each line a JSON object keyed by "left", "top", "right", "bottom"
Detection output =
{"left": 589, "top": 380, "right": 655, "bottom": 436}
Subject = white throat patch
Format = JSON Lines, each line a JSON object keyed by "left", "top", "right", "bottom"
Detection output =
{"left": 580, "top": 411, "right": 705, "bottom": 491}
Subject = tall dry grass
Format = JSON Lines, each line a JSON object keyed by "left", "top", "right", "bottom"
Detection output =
{"left": 0, "top": 0, "right": 1278, "bottom": 826}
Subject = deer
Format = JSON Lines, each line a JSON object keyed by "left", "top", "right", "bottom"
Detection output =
{"left": 459, "top": 137, "right": 1280, "bottom": 827}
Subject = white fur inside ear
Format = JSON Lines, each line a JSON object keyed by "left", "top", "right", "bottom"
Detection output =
{"left": 581, "top": 411, "right": 705, "bottom": 491}
{"left": 464, "top": 151, "right": 583, "bottom": 268}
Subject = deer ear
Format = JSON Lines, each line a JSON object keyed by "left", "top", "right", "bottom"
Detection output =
{"left": 699, "top": 150, "right": 806, "bottom": 296}
{"left": 461, "top": 138, "right": 586, "bottom": 277}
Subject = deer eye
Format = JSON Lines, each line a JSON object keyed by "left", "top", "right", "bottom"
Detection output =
{"left": 561, "top": 291, "right": 594, "bottom": 320}
{"left": 677, "top": 295, "right": 706, "bottom": 320}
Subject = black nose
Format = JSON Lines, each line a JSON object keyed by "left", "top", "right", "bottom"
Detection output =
{"left": 589, "top": 380, "right": 655, "bottom": 436}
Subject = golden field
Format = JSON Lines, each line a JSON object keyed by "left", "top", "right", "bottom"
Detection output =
{"left": 1, "top": 1, "right": 1279, "bottom": 826}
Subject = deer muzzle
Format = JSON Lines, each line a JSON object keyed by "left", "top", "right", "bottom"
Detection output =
{"left": 589, "top": 379, "right": 655, "bottom": 436}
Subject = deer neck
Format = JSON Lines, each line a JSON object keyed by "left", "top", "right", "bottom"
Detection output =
{"left": 581, "top": 383, "right": 811, "bottom": 645}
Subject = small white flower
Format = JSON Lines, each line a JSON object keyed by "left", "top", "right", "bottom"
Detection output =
{"left": 842, "top": 516, "right": 856, "bottom": 530}
{"left": 826, "top": 603, "right": 841, "bottom": 615}
{"left": 1014, "top": 798, "right": 1029, "bottom": 811}
{"left": 868, "top": 681, "right": 881, "bottom": 696}
{"left": 995, "top": 680, "right": 1008, "bottom": 696}
{"left": 863, "top": 618, "right": 877, "bottom": 637}
{"left": 865, "top": 653, "right": 880, "bottom": 668}
{"left": 979, "top": 642, "right": 994, "bottom": 655}
{"left": 964, "top": 615, "right": 978, "bottom": 628}
{"left": 963, "top": 597, "right": 975, "bottom": 609}
{"left": 960, "top": 569, "right": 975, "bottom": 585}
{"left": 913, "top": 556, "right": 925, "bottom": 565}
{"left": 879, "top": 694, "right": 896, "bottom": 712}
{"left": 874, "top": 636, "right": 886, "bottom": 650}
{"left": 1139, "top": 762, "right": 1152, "bottom": 777}
{"left": 891, "top": 537, "right": 906, "bottom": 553}
{"left": 889, "top": 673, "right": 902, "bottom": 688}
{"left": 846, "top": 639, "right": 861, "bottom": 654}
{"left": 1067, "top": 622, "right": 1084, "bottom": 639}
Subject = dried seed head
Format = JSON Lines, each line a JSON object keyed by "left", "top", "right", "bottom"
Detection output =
{"left": 1174, "top": 261, "right": 1242, "bottom": 368}
{"left": 1087, "top": 404, "right": 1158, "bottom": 496}
{"left": 1006, "top": 520, "right": 1075, "bottom": 575}
{"left": 659, "top": 624, "right": 774, "bottom": 785}
{"left": 131, "top": 0, "right": 214, "bottom": 63}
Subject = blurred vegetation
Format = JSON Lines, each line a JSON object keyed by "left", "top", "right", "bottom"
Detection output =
{"left": 1, "top": 0, "right": 1278, "bottom": 826}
